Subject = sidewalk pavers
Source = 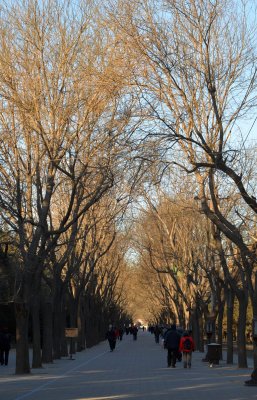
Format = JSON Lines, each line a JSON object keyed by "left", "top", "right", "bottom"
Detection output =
{"left": 0, "top": 331, "right": 256, "bottom": 400}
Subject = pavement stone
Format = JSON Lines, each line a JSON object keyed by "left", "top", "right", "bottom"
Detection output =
{"left": 0, "top": 331, "right": 256, "bottom": 400}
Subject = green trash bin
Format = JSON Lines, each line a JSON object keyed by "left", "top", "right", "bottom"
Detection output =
{"left": 207, "top": 343, "right": 221, "bottom": 366}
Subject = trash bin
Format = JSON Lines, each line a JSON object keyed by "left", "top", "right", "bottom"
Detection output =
{"left": 207, "top": 343, "right": 221, "bottom": 366}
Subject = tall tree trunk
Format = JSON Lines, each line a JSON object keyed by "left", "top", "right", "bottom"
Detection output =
{"left": 53, "top": 291, "right": 62, "bottom": 359}
{"left": 245, "top": 272, "right": 257, "bottom": 385}
{"left": 61, "top": 308, "right": 68, "bottom": 357}
{"left": 236, "top": 292, "right": 248, "bottom": 368}
{"left": 252, "top": 285, "right": 257, "bottom": 370}
{"left": 31, "top": 294, "right": 42, "bottom": 368}
{"left": 77, "top": 296, "right": 86, "bottom": 351}
{"left": 192, "top": 307, "right": 204, "bottom": 352}
{"left": 85, "top": 303, "right": 96, "bottom": 348}
{"left": 198, "top": 311, "right": 205, "bottom": 352}
{"left": 217, "top": 301, "right": 224, "bottom": 360}
{"left": 52, "top": 276, "right": 68, "bottom": 358}
{"left": 226, "top": 288, "right": 234, "bottom": 364}
{"left": 15, "top": 302, "right": 30, "bottom": 374}
{"left": 41, "top": 300, "right": 53, "bottom": 363}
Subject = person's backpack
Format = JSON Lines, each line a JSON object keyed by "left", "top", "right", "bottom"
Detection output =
{"left": 183, "top": 338, "right": 192, "bottom": 351}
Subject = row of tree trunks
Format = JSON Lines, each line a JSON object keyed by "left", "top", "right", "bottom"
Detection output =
{"left": 108, "top": 0, "right": 256, "bottom": 381}
{"left": 14, "top": 294, "right": 123, "bottom": 373}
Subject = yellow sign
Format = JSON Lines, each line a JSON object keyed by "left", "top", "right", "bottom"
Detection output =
{"left": 65, "top": 328, "right": 78, "bottom": 338}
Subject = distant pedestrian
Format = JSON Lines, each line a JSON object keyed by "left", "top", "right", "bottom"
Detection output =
{"left": 132, "top": 325, "right": 138, "bottom": 340}
{"left": 163, "top": 324, "right": 181, "bottom": 368}
{"left": 115, "top": 327, "right": 120, "bottom": 340}
{"left": 154, "top": 325, "right": 161, "bottom": 344}
{"left": 119, "top": 327, "right": 124, "bottom": 341}
{"left": 179, "top": 331, "right": 195, "bottom": 368}
{"left": 0, "top": 327, "right": 11, "bottom": 366}
{"left": 105, "top": 325, "right": 117, "bottom": 352}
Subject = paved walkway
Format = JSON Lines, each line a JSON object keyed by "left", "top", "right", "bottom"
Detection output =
{"left": 0, "top": 331, "right": 256, "bottom": 400}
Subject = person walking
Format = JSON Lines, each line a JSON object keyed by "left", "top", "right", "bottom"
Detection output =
{"left": 105, "top": 325, "right": 117, "bottom": 352}
{"left": 0, "top": 327, "right": 11, "bottom": 366}
{"left": 163, "top": 324, "right": 181, "bottom": 368}
{"left": 132, "top": 325, "right": 138, "bottom": 340}
{"left": 118, "top": 327, "right": 124, "bottom": 341}
{"left": 179, "top": 330, "right": 195, "bottom": 368}
{"left": 154, "top": 325, "right": 161, "bottom": 344}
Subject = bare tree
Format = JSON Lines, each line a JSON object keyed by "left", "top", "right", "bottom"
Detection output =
{"left": 0, "top": 0, "right": 138, "bottom": 373}
{"left": 109, "top": 0, "right": 257, "bottom": 378}
{"left": 130, "top": 188, "right": 215, "bottom": 345}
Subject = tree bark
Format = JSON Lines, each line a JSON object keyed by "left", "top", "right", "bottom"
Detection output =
{"left": 198, "top": 311, "right": 205, "bottom": 352}
{"left": 15, "top": 302, "right": 30, "bottom": 374}
{"left": 60, "top": 308, "right": 68, "bottom": 357}
{"left": 226, "top": 288, "right": 234, "bottom": 364}
{"left": 247, "top": 270, "right": 257, "bottom": 369}
{"left": 192, "top": 307, "right": 204, "bottom": 352}
{"left": 31, "top": 294, "right": 42, "bottom": 368}
{"left": 77, "top": 296, "right": 86, "bottom": 351}
{"left": 245, "top": 272, "right": 257, "bottom": 384}
{"left": 236, "top": 292, "right": 248, "bottom": 368}
{"left": 217, "top": 302, "right": 224, "bottom": 360}
{"left": 53, "top": 295, "right": 62, "bottom": 359}
{"left": 41, "top": 300, "right": 53, "bottom": 363}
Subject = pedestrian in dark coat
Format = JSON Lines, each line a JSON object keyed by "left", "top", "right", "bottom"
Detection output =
{"left": 163, "top": 324, "right": 181, "bottom": 368}
{"left": 154, "top": 325, "right": 161, "bottom": 344}
{"left": 0, "top": 327, "right": 11, "bottom": 366}
{"left": 105, "top": 325, "right": 117, "bottom": 352}
{"left": 132, "top": 325, "right": 138, "bottom": 340}
{"left": 119, "top": 327, "right": 124, "bottom": 341}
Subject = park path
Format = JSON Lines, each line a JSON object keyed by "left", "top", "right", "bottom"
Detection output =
{"left": 0, "top": 330, "right": 256, "bottom": 400}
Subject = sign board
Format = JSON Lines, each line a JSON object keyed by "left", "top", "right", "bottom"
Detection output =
{"left": 65, "top": 328, "right": 78, "bottom": 338}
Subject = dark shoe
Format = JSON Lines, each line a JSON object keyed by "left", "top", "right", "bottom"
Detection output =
{"left": 171, "top": 365, "right": 176, "bottom": 368}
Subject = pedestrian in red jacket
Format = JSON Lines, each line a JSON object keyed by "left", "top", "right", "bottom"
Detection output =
{"left": 179, "top": 331, "right": 195, "bottom": 368}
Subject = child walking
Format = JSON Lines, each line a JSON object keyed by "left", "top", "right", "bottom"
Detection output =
{"left": 179, "top": 331, "right": 195, "bottom": 368}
